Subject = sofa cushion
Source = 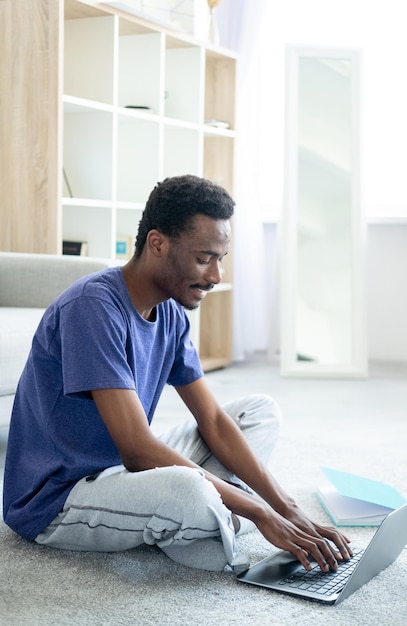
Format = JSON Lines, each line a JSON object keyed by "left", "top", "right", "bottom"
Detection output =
{"left": 0, "top": 252, "right": 113, "bottom": 308}
{"left": 0, "top": 308, "right": 45, "bottom": 396}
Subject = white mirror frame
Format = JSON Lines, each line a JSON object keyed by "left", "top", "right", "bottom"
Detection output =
{"left": 281, "top": 45, "right": 367, "bottom": 378}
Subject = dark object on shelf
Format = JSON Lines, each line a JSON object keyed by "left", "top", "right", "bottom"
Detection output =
{"left": 63, "top": 167, "right": 74, "bottom": 198}
{"left": 63, "top": 240, "right": 88, "bottom": 256}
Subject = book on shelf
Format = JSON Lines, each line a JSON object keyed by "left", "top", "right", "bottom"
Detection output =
{"left": 116, "top": 236, "right": 133, "bottom": 261}
{"left": 316, "top": 467, "right": 406, "bottom": 527}
{"left": 63, "top": 240, "right": 88, "bottom": 256}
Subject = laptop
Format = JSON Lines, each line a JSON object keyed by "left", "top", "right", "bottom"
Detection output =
{"left": 237, "top": 502, "right": 407, "bottom": 605}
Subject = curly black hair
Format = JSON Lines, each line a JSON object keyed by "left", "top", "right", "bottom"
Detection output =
{"left": 134, "top": 175, "right": 235, "bottom": 258}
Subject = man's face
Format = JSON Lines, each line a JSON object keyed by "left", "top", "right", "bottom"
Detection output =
{"left": 159, "top": 214, "right": 231, "bottom": 310}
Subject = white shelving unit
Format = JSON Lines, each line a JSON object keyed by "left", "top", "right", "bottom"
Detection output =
{"left": 62, "top": 1, "right": 237, "bottom": 370}
{"left": 62, "top": 2, "right": 236, "bottom": 260}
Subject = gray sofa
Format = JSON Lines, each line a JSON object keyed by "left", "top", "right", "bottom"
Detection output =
{"left": 0, "top": 252, "right": 116, "bottom": 428}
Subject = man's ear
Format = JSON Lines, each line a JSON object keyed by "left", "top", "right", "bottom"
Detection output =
{"left": 147, "top": 229, "right": 168, "bottom": 257}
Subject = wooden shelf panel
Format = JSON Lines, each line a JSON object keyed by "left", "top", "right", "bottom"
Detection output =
{"left": 201, "top": 356, "right": 231, "bottom": 373}
{"left": 199, "top": 290, "right": 233, "bottom": 367}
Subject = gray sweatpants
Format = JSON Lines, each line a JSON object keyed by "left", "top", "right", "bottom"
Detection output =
{"left": 35, "top": 394, "right": 281, "bottom": 571}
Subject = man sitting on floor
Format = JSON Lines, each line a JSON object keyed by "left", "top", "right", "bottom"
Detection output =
{"left": 3, "top": 175, "right": 352, "bottom": 572}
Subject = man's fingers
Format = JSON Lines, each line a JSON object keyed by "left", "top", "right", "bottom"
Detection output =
{"left": 303, "top": 538, "right": 333, "bottom": 572}
{"left": 287, "top": 544, "right": 315, "bottom": 571}
{"left": 293, "top": 535, "right": 342, "bottom": 572}
{"left": 316, "top": 525, "right": 354, "bottom": 561}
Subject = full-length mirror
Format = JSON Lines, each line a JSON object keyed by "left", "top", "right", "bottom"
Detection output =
{"left": 281, "top": 46, "right": 367, "bottom": 377}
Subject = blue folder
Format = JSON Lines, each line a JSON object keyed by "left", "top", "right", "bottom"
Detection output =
{"left": 321, "top": 467, "right": 406, "bottom": 510}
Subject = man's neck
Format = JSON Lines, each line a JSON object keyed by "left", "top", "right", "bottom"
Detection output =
{"left": 121, "top": 258, "right": 159, "bottom": 321}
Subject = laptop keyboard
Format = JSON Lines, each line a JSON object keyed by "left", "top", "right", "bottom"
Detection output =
{"left": 279, "top": 549, "right": 364, "bottom": 595}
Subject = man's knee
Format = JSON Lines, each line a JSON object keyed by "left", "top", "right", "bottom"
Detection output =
{"left": 232, "top": 394, "right": 282, "bottom": 430}
{"left": 156, "top": 466, "right": 224, "bottom": 517}
{"left": 247, "top": 393, "right": 282, "bottom": 421}
{"left": 226, "top": 394, "right": 282, "bottom": 462}
{"left": 145, "top": 466, "right": 229, "bottom": 544}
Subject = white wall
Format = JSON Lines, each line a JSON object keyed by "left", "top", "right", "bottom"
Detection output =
{"left": 367, "top": 225, "right": 407, "bottom": 362}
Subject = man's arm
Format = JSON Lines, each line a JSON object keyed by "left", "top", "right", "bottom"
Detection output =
{"left": 91, "top": 385, "right": 351, "bottom": 572}
{"left": 176, "top": 377, "right": 353, "bottom": 569}
{"left": 90, "top": 387, "right": 266, "bottom": 534}
{"left": 91, "top": 387, "right": 196, "bottom": 471}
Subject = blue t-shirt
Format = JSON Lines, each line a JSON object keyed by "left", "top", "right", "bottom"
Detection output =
{"left": 3, "top": 267, "right": 203, "bottom": 540}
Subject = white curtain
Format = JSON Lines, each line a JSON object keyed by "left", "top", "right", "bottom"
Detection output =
{"left": 217, "top": 0, "right": 270, "bottom": 360}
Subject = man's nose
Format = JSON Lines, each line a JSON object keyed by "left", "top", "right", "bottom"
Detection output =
{"left": 205, "top": 260, "right": 222, "bottom": 285}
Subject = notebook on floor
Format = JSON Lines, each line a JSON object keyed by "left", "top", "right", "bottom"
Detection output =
{"left": 236, "top": 502, "right": 407, "bottom": 605}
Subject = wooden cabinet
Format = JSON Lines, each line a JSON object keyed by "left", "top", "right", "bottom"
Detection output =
{"left": 0, "top": 0, "right": 237, "bottom": 370}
